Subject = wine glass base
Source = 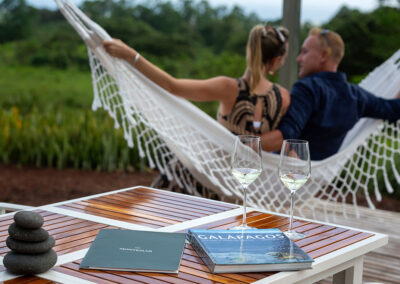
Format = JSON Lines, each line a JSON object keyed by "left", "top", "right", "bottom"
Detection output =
{"left": 284, "top": 231, "right": 306, "bottom": 240}
{"left": 230, "top": 224, "right": 256, "bottom": 230}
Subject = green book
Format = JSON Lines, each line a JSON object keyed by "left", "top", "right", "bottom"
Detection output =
{"left": 80, "top": 229, "right": 186, "bottom": 273}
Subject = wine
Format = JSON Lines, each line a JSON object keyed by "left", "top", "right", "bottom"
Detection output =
{"left": 230, "top": 135, "right": 262, "bottom": 230}
{"left": 279, "top": 173, "right": 309, "bottom": 191}
{"left": 279, "top": 139, "right": 310, "bottom": 239}
{"left": 231, "top": 167, "right": 261, "bottom": 187}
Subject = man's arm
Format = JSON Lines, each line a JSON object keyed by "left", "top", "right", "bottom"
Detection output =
{"left": 276, "top": 80, "right": 315, "bottom": 139}
{"left": 356, "top": 85, "right": 400, "bottom": 122}
{"left": 259, "top": 79, "right": 315, "bottom": 152}
{"left": 260, "top": 129, "right": 284, "bottom": 152}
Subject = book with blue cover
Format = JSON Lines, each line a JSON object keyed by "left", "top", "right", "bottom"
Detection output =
{"left": 188, "top": 228, "right": 314, "bottom": 273}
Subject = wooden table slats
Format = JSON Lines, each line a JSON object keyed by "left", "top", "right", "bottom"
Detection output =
{"left": 114, "top": 189, "right": 237, "bottom": 213}
{"left": 59, "top": 202, "right": 168, "bottom": 228}
{"left": 83, "top": 198, "right": 190, "bottom": 223}
{"left": 55, "top": 188, "right": 238, "bottom": 229}
{"left": 0, "top": 211, "right": 113, "bottom": 257}
{"left": 96, "top": 195, "right": 209, "bottom": 218}
{"left": 124, "top": 187, "right": 237, "bottom": 210}
{"left": 78, "top": 200, "right": 179, "bottom": 224}
{"left": 0, "top": 187, "right": 378, "bottom": 284}
{"left": 308, "top": 232, "right": 373, "bottom": 259}
{"left": 115, "top": 192, "right": 232, "bottom": 215}
{"left": 4, "top": 276, "right": 55, "bottom": 284}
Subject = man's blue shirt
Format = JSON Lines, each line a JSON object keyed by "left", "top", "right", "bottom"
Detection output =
{"left": 278, "top": 72, "right": 400, "bottom": 160}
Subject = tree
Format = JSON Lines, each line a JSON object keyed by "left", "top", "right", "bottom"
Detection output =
{"left": 0, "top": 0, "right": 36, "bottom": 42}
{"left": 378, "top": 0, "right": 387, "bottom": 7}
{"left": 324, "top": 6, "right": 400, "bottom": 77}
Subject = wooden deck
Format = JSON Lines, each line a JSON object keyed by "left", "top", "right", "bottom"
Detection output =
{"left": 308, "top": 202, "right": 400, "bottom": 284}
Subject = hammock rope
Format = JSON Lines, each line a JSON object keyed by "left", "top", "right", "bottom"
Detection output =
{"left": 56, "top": 0, "right": 400, "bottom": 221}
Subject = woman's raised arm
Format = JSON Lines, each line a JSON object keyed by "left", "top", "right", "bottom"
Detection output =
{"left": 103, "top": 39, "right": 236, "bottom": 103}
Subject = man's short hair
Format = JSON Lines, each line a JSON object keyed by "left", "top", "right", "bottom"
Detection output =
{"left": 309, "top": 28, "right": 345, "bottom": 64}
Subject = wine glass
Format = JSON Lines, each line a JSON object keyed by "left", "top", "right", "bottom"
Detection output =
{"left": 230, "top": 135, "right": 262, "bottom": 230}
{"left": 279, "top": 139, "right": 311, "bottom": 239}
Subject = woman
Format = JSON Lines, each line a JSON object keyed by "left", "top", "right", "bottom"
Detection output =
{"left": 103, "top": 24, "right": 290, "bottom": 139}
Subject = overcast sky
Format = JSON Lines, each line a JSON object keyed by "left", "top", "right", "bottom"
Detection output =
{"left": 29, "top": 0, "right": 398, "bottom": 24}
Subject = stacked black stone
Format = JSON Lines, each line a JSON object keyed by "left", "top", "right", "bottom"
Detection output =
{"left": 3, "top": 211, "right": 57, "bottom": 275}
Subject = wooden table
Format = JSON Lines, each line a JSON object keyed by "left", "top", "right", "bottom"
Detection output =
{"left": 0, "top": 186, "right": 388, "bottom": 284}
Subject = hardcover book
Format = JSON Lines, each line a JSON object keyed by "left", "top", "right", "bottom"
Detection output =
{"left": 80, "top": 229, "right": 186, "bottom": 273}
{"left": 188, "top": 228, "right": 314, "bottom": 273}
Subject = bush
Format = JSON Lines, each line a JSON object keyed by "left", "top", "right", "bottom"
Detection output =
{"left": 0, "top": 107, "right": 146, "bottom": 172}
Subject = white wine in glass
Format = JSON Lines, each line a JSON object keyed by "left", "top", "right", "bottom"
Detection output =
{"left": 230, "top": 135, "right": 262, "bottom": 230}
{"left": 279, "top": 139, "right": 311, "bottom": 239}
{"left": 231, "top": 168, "right": 261, "bottom": 187}
{"left": 280, "top": 173, "right": 309, "bottom": 191}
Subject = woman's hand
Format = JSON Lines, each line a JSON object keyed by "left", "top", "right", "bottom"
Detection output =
{"left": 103, "top": 39, "right": 137, "bottom": 62}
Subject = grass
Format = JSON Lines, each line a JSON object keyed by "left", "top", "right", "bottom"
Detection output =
{"left": 0, "top": 65, "right": 93, "bottom": 113}
{"left": 0, "top": 65, "right": 149, "bottom": 171}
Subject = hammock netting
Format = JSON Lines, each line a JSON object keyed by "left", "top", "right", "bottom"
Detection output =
{"left": 56, "top": 0, "right": 400, "bottom": 221}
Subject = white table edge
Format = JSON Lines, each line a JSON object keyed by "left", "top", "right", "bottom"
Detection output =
{"left": 253, "top": 230, "right": 387, "bottom": 284}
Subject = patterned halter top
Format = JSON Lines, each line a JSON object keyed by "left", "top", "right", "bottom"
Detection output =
{"left": 217, "top": 77, "right": 285, "bottom": 135}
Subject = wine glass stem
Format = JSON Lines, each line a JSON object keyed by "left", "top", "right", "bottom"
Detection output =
{"left": 242, "top": 186, "right": 248, "bottom": 227}
{"left": 288, "top": 190, "right": 295, "bottom": 233}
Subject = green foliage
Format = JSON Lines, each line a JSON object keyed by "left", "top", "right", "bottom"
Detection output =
{"left": 0, "top": 0, "right": 37, "bottom": 42}
{"left": 0, "top": 107, "right": 146, "bottom": 171}
{"left": 0, "top": 65, "right": 93, "bottom": 113}
{"left": 0, "top": 0, "right": 261, "bottom": 71}
{"left": 1, "top": 0, "right": 399, "bottom": 76}
{"left": 323, "top": 6, "right": 400, "bottom": 77}
{"left": 0, "top": 65, "right": 146, "bottom": 171}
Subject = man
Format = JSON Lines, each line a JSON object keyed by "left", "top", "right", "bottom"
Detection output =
{"left": 261, "top": 28, "right": 400, "bottom": 160}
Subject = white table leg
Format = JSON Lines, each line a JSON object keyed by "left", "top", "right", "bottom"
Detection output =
{"left": 332, "top": 256, "right": 364, "bottom": 284}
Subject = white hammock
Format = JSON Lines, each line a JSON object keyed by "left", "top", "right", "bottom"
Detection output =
{"left": 55, "top": 0, "right": 400, "bottom": 221}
